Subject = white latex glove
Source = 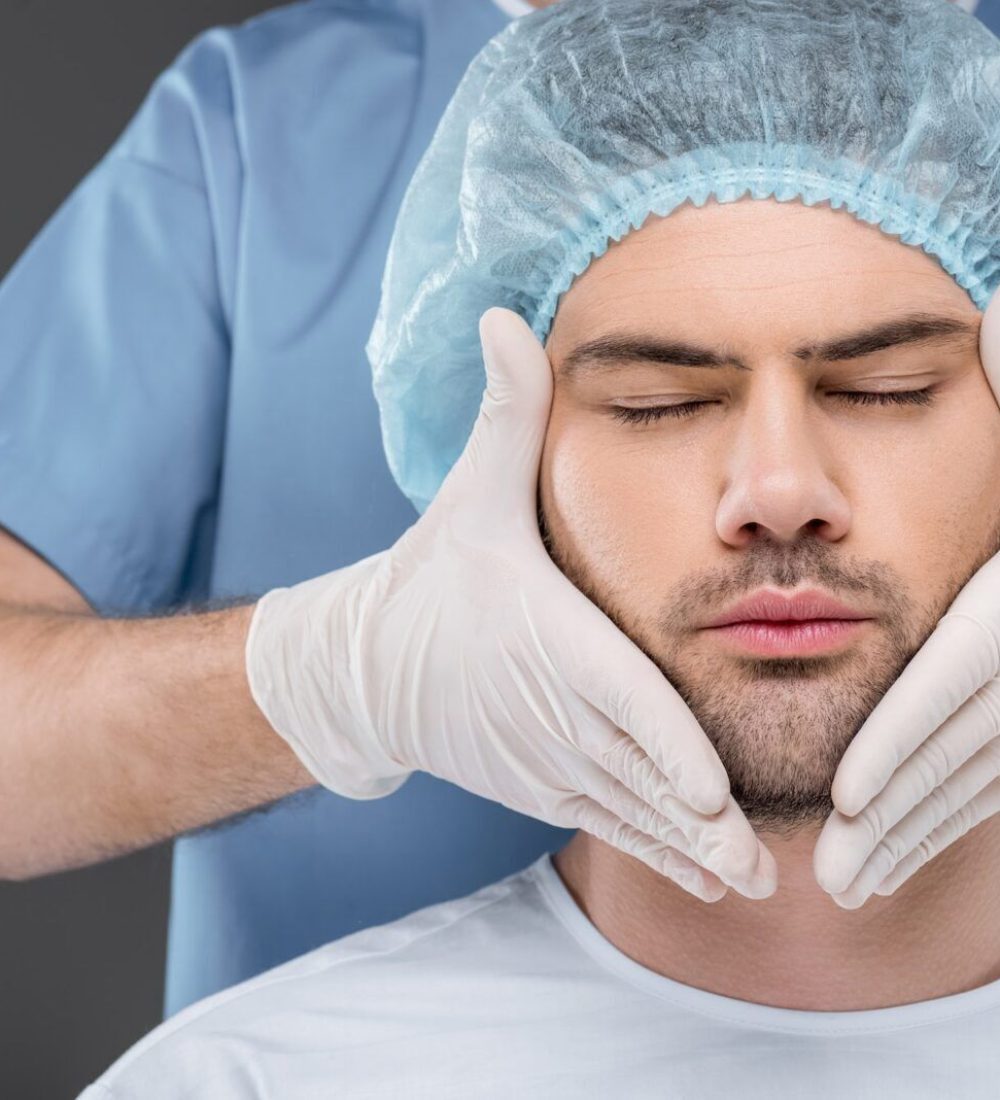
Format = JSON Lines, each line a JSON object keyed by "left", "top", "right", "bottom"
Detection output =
{"left": 246, "top": 307, "right": 777, "bottom": 903}
{"left": 813, "top": 293, "right": 1000, "bottom": 909}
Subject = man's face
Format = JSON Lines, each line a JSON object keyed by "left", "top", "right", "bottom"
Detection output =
{"left": 540, "top": 197, "right": 1000, "bottom": 837}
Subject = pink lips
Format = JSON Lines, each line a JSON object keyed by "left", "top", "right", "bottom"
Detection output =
{"left": 702, "top": 588, "right": 874, "bottom": 657}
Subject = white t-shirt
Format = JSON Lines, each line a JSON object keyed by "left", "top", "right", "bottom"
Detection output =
{"left": 78, "top": 854, "right": 1000, "bottom": 1099}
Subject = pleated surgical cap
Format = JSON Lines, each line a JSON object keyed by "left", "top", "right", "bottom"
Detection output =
{"left": 366, "top": 0, "right": 1000, "bottom": 515}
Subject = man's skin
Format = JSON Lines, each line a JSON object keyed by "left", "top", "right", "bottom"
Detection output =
{"left": 0, "top": 552, "right": 312, "bottom": 878}
{"left": 541, "top": 196, "right": 1000, "bottom": 1010}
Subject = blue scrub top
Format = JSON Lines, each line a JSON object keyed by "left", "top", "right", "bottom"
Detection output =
{"left": 0, "top": 0, "right": 569, "bottom": 1017}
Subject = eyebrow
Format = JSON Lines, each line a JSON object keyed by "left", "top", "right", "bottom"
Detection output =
{"left": 558, "top": 312, "right": 981, "bottom": 376}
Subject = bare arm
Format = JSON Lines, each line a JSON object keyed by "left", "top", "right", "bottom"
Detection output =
{"left": 0, "top": 527, "right": 315, "bottom": 881}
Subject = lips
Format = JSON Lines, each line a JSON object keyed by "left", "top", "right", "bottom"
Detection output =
{"left": 704, "top": 588, "right": 872, "bottom": 628}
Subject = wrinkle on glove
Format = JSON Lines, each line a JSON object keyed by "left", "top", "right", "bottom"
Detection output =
{"left": 366, "top": 0, "right": 1000, "bottom": 514}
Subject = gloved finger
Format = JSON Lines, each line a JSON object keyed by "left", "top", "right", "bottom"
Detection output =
{"left": 658, "top": 811, "right": 776, "bottom": 900}
{"left": 814, "top": 678, "right": 1000, "bottom": 894}
{"left": 573, "top": 753, "right": 770, "bottom": 897}
{"left": 830, "top": 575, "right": 1000, "bottom": 818}
{"left": 978, "top": 284, "right": 1000, "bottom": 413}
{"left": 544, "top": 597, "right": 768, "bottom": 888}
{"left": 434, "top": 307, "right": 553, "bottom": 532}
{"left": 576, "top": 755, "right": 692, "bottom": 849}
{"left": 563, "top": 795, "right": 730, "bottom": 903}
{"left": 824, "top": 740, "right": 1000, "bottom": 908}
{"left": 872, "top": 775, "right": 1000, "bottom": 898}
{"left": 600, "top": 732, "right": 776, "bottom": 898}
{"left": 544, "top": 580, "right": 733, "bottom": 818}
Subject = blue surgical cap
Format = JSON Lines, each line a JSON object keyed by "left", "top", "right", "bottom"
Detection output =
{"left": 367, "top": 0, "right": 1000, "bottom": 515}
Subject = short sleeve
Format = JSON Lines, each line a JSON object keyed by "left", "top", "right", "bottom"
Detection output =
{"left": 0, "top": 31, "right": 238, "bottom": 613}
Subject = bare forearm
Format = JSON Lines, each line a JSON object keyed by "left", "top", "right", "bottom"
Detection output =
{"left": 0, "top": 600, "right": 314, "bottom": 880}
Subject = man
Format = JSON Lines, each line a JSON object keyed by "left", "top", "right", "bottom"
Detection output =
{"left": 78, "top": 193, "right": 1000, "bottom": 1098}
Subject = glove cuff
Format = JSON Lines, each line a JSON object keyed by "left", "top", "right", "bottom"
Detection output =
{"left": 244, "top": 560, "right": 413, "bottom": 800}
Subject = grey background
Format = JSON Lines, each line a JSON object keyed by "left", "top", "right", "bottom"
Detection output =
{"left": 1, "top": 0, "right": 993, "bottom": 1097}
{"left": 0, "top": 3, "right": 274, "bottom": 1097}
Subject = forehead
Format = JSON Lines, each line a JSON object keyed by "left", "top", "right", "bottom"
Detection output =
{"left": 545, "top": 197, "right": 977, "bottom": 356}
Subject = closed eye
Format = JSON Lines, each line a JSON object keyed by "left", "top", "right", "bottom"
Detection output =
{"left": 610, "top": 387, "right": 938, "bottom": 425}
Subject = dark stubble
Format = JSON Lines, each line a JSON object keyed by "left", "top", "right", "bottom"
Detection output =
{"left": 539, "top": 501, "right": 1000, "bottom": 838}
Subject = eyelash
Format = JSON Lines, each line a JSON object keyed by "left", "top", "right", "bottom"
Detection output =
{"left": 610, "top": 388, "right": 937, "bottom": 424}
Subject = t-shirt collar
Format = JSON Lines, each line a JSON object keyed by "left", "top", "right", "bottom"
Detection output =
{"left": 529, "top": 852, "right": 1000, "bottom": 1035}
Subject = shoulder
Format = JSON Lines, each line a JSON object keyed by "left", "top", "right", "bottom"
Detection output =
{"left": 112, "top": 0, "right": 423, "bottom": 172}
{"left": 87, "top": 862, "right": 550, "bottom": 1098}
{"left": 168, "top": 0, "right": 421, "bottom": 100}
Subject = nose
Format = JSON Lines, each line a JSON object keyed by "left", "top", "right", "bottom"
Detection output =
{"left": 715, "top": 378, "right": 851, "bottom": 548}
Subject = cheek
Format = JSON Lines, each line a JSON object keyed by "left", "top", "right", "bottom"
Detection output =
{"left": 540, "top": 413, "right": 696, "bottom": 600}
{"left": 842, "top": 394, "right": 1000, "bottom": 598}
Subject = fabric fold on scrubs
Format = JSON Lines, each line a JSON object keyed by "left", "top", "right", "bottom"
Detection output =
{"left": 0, "top": 33, "right": 237, "bottom": 612}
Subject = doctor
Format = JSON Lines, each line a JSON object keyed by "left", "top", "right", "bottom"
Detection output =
{"left": 0, "top": 0, "right": 996, "bottom": 1019}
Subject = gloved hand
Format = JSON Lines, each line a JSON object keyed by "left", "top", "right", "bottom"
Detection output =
{"left": 245, "top": 307, "right": 777, "bottom": 903}
{"left": 812, "top": 558, "right": 1000, "bottom": 909}
{"left": 813, "top": 293, "right": 1000, "bottom": 909}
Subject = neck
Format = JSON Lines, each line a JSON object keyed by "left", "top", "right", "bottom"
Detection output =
{"left": 553, "top": 816, "right": 1000, "bottom": 1010}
